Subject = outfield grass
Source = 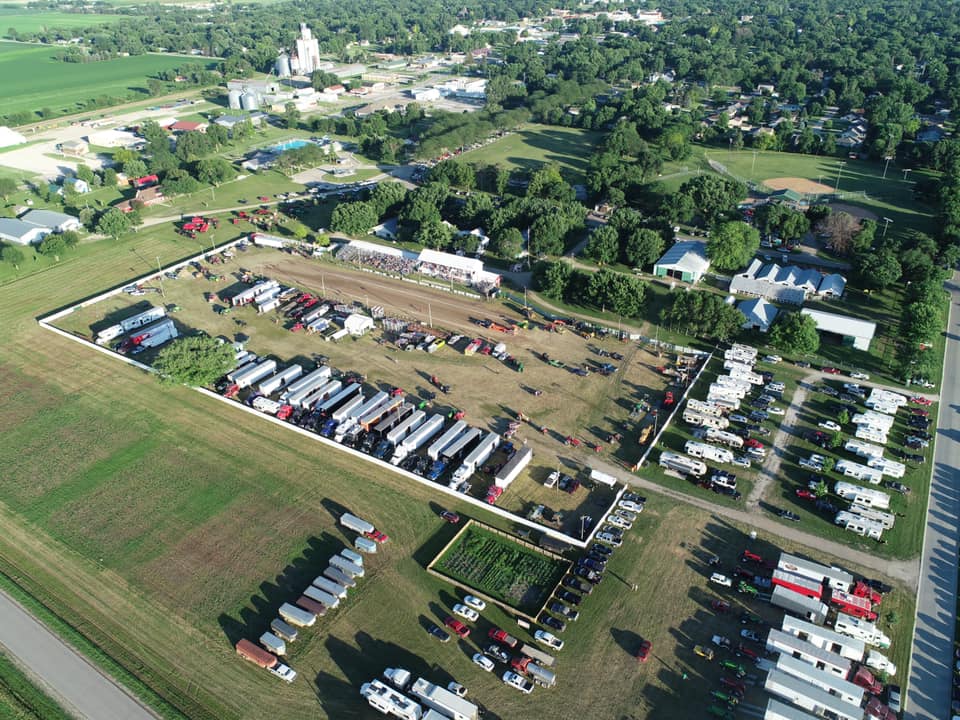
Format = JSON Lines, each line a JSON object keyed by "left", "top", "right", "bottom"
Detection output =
{"left": 0, "top": 41, "right": 216, "bottom": 120}
{"left": 0, "top": 651, "right": 72, "bottom": 720}
{"left": 459, "top": 124, "right": 603, "bottom": 184}
{"left": 0, "top": 10, "right": 123, "bottom": 35}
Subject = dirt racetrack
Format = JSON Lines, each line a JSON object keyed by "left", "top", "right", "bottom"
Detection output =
{"left": 766, "top": 176, "right": 834, "bottom": 194}
{"left": 828, "top": 202, "right": 879, "bottom": 221}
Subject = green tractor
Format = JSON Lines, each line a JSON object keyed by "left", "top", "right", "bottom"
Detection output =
{"left": 719, "top": 660, "right": 747, "bottom": 678}
{"left": 707, "top": 705, "right": 735, "bottom": 720}
{"left": 711, "top": 690, "right": 739, "bottom": 707}
{"left": 737, "top": 581, "right": 759, "bottom": 597}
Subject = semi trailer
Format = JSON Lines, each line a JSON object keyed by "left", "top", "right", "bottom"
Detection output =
{"left": 235, "top": 639, "right": 296, "bottom": 682}
{"left": 279, "top": 603, "right": 316, "bottom": 627}
{"left": 386, "top": 410, "right": 426, "bottom": 446}
{"left": 427, "top": 420, "right": 468, "bottom": 461}
{"left": 281, "top": 366, "right": 332, "bottom": 401}
{"left": 391, "top": 415, "right": 445, "bottom": 465}
{"left": 96, "top": 305, "right": 167, "bottom": 344}
{"left": 233, "top": 359, "right": 277, "bottom": 390}
{"left": 259, "top": 364, "right": 304, "bottom": 396}
{"left": 116, "top": 318, "right": 178, "bottom": 354}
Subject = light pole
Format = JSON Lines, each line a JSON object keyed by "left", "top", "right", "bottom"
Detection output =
{"left": 156, "top": 256, "right": 165, "bottom": 299}
{"left": 580, "top": 515, "right": 588, "bottom": 540}
{"left": 882, "top": 156, "right": 892, "bottom": 180}
{"left": 882, "top": 217, "right": 893, "bottom": 237}
{"left": 902, "top": 168, "right": 912, "bottom": 182}
{"left": 751, "top": 151, "right": 758, "bottom": 177}
{"left": 834, "top": 161, "right": 846, "bottom": 193}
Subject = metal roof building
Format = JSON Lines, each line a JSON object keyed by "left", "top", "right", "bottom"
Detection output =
{"left": 764, "top": 670, "right": 862, "bottom": 720}
{"left": 781, "top": 615, "right": 865, "bottom": 661}
{"left": 774, "top": 653, "right": 864, "bottom": 706}
{"left": 763, "top": 698, "right": 819, "bottom": 720}
{"left": 766, "top": 628, "right": 852, "bottom": 678}
{"left": 738, "top": 296, "right": 779, "bottom": 332}
{"left": 0, "top": 218, "right": 49, "bottom": 245}
{"left": 653, "top": 240, "right": 710, "bottom": 283}
{"left": 800, "top": 308, "right": 876, "bottom": 351}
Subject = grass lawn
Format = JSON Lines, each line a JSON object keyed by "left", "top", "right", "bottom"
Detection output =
{"left": 459, "top": 124, "right": 603, "bottom": 184}
{"left": 0, "top": 651, "right": 72, "bottom": 720}
{"left": 0, "top": 10, "right": 123, "bottom": 34}
{"left": 0, "top": 41, "right": 216, "bottom": 121}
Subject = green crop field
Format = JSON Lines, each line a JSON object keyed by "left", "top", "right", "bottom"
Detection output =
{"left": 459, "top": 124, "right": 602, "bottom": 183}
{"left": 0, "top": 41, "right": 214, "bottom": 120}
{"left": 432, "top": 523, "right": 568, "bottom": 613}
{"left": 0, "top": 10, "right": 124, "bottom": 35}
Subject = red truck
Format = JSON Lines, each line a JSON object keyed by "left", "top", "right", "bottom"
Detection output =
{"left": 850, "top": 665, "right": 883, "bottom": 695}
{"left": 235, "top": 639, "right": 297, "bottom": 682}
{"left": 852, "top": 580, "right": 882, "bottom": 606}
{"left": 488, "top": 627, "right": 519, "bottom": 648}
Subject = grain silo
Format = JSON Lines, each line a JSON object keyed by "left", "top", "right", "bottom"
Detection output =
{"left": 276, "top": 53, "right": 292, "bottom": 78}
{"left": 240, "top": 92, "right": 260, "bottom": 111}
{"left": 227, "top": 89, "right": 243, "bottom": 109}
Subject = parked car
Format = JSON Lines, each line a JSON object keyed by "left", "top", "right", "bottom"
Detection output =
{"left": 818, "top": 385, "right": 840, "bottom": 397}
{"left": 618, "top": 499, "right": 644, "bottom": 513}
{"left": 606, "top": 515, "right": 633, "bottom": 530}
{"left": 740, "top": 629, "right": 762, "bottom": 642}
{"left": 563, "top": 575, "right": 593, "bottom": 595}
{"left": 464, "top": 595, "right": 486, "bottom": 612}
{"left": 556, "top": 589, "right": 582, "bottom": 606}
{"left": 767, "top": 406, "right": 785, "bottom": 416}
{"left": 694, "top": 644, "right": 715, "bottom": 660}
{"left": 589, "top": 543, "right": 612, "bottom": 557}
{"left": 578, "top": 557, "right": 606, "bottom": 572}
{"left": 822, "top": 366, "right": 841, "bottom": 374}
{"left": 777, "top": 509, "right": 801, "bottom": 522}
{"left": 729, "top": 414, "right": 750, "bottom": 424}
{"left": 427, "top": 623, "right": 451, "bottom": 642}
{"left": 795, "top": 360, "right": 811, "bottom": 368}
{"left": 484, "top": 644, "right": 510, "bottom": 663}
{"left": 440, "top": 510, "right": 460, "bottom": 523}
{"left": 535, "top": 629, "right": 564, "bottom": 650}
{"left": 885, "top": 481, "right": 911, "bottom": 494}
{"left": 887, "top": 685, "right": 902, "bottom": 713}
{"left": 850, "top": 371, "right": 870, "bottom": 380}
{"left": 615, "top": 509, "right": 638, "bottom": 523}
{"left": 818, "top": 421, "right": 841, "bottom": 432}
{"left": 502, "top": 671, "right": 534, "bottom": 694}
{"left": 444, "top": 617, "right": 470, "bottom": 638}
{"left": 453, "top": 604, "right": 479, "bottom": 622}
{"left": 711, "top": 599, "right": 731, "bottom": 613}
{"left": 763, "top": 355, "right": 782, "bottom": 363}
{"left": 539, "top": 614, "right": 566, "bottom": 632}
{"left": 595, "top": 532, "right": 622, "bottom": 547}
{"left": 549, "top": 602, "right": 580, "bottom": 621}
{"left": 795, "top": 488, "right": 816, "bottom": 500}
{"left": 710, "top": 573, "right": 733, "bottom": 588}
{"left": 473, "top": 653, "right": 495, "bottom": 672}
{"left": 732, "top": 456, "right": 752, "bottom": 469}
{"left": 636, "top": 639, "right": 652, "bottom": 662}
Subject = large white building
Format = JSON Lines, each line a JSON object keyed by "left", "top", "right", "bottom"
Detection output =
{"left": 293, "top": 23, "right": 321, "bottom": 75}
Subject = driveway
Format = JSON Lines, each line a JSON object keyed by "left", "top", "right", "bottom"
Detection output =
{"left": 905, "top": 272, "right": 960, "bottom": 719}
{"left": 0, "top": 590, "right": 156, "bottom": 719}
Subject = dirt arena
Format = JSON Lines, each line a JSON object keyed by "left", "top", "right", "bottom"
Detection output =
{"left": 827, "top": 202, "right": 879, "bottom": 221}
{"left": 766, "top": 176, "right": 834, "bottom": 194}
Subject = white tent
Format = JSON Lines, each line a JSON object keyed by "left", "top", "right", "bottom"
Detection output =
{"left": 344, "top": 314, "right": 374, "bottom": 336}
{"left": 0, "top": 126, "right": 26, "bottom": 148}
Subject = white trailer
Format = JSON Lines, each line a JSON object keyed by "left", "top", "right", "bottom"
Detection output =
{"left": 260, "top": 632, "right": 287, "bottom": 656}
{"left": 400, "top": 414, "right": 446, "bottom": 454}
{"left": 708, "top": 382, "right": 746, "bottom": 399}
{"left": 340, "top": 512, "right": 376, "bottom": 535}
{"left": 252, "top": 397, "right": 282, "bottom": 415}
{"left": 120, "top": 318, "right": 177, "bottom": 353}
{"left": 373, "top": 404, "right": 414, "bottom": 436}
{"left": 770, "top": 586, "right": 828, "bottom": 625}
{"left": 259, "top": 364, "right": 304, "bottom": 396}
{"left": 706, "top": 395, "right": 740, "bottom": 411}
{"left": 341, "top": 548, "right": 364, "bottom": 567}
{"left": 844, "top": 438, "right": 885, "bottom": 459}
{"left": 833, "top": 615, "right": 890, "bottom": 649}
{"left": 766, "top": 629, "right": 850, "bottom": 676}
{"left": 854, "top": 425, "right": 888, "bottom": 444}
{"left": 849, "top": 504, "right": 895, "bottom": 529}
{"left": 361, "top": 679, "right": 423, "bottom": 720}
{"left": 494, "top": 446, "right": 533, "bottom": 488}
{"left": 386, "top": 410, "right": 426, "bottom": 446}
{"left": 350, "top": 392, "right": 390, "bottom": 422}
{"left": 724, "top": 344, "right": 757, "bottom": 363}
{"left": 312, "top": 576, "right": 347, "bottom": 600}
{"left": 764, "top": 672, "right": 862, "bottom": 720}
{"left": 330, "top": 554, "right": 365, "bottom": 578}
{"left": 775, "top": 653, "right": 864, "bottom": 707}
{"left": 835, "top": 459, "right": 883, "bottom": 485}
{"left": 233, "top": 359, "right": 277, "bottom": 389}
{"left": 441, "top": 428, "right": 482, "bottom": 462}
{"left": 705, "top": 428, "right": 744, "bottom": 449}
{"left": 227, "top": 358, "right": 259, "bottom": 382}
{"left": 318, "top": 382, "right": 363, "bottom": 415}
{"left": 332, "top": 395, "right": 365, "bottom": 423}
{"left": 658, "top": 451, "right": 707, "bottom": 477}
{"left": 723, "top": 359, "right": 754, "bottom": 374}
{"left": 279, "top": 602, "right": 316, "bottom": 627}
{"left": 409, "top": 678, "right": 479, "bottom": 720}
{"left": 231, "top": 280, "right": 280, "bottom": 307}
{"left": 252, "top": 233, "right": 286, "bottom": 249}
{"left": 453, "top": 431, "right": 500, "bottom": 481}
{"left": 96, "top": 305, "right": 167, "bottom": 344}
{"left": 324, "top": 566, "right": 357, "bottom": 589}
{"left": 682, "top": 410, "right": 729, "bottom": 429}
{"left": 684, "top": 440, "right": 734, "bottom": 464}
{"left": 299, "top": 380, "right": 342, "bottom": 409}
{"left": 865, "top": 650, "right": 897, "bottom": 677}
{"left": 778, "top": 553, "right": 853, "bottom": 592}
{"left": 427, "top": 420, "right": 468, "bottom": 461}
{"left": 781, "top": 615, "right": 865, "bottom": 661}
{"left": 852, "top": 411, "right": 895, "bottom": 430}
{"left": 834, "top": 511, "right": 885, "bottom": 540}
{"left": 834, "top": 482, "right": 890, "bottom": 510}
{"left": 686, "top": 399, "right": 724, "bottom": 418}
{"left": 866, "top": 455, "right": 905, "bottom": 478}
{"left": 301, "top": 304, "right": 330, "bottom": 324}
{"left": 866, "top": 388, "right": 906, "bottom": 408}
{"left": 257, "top": 296, "right": 281, "bottom": 314}
{"left": 728, "top": 367, "right": 763, "bottom": 384}
{"left": 281, "top": 366, "right": 332, "bottom": 401}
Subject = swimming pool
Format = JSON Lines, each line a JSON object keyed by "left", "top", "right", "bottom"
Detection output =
{"left": 271, "top": 139, "right": 313, "bottom": 153}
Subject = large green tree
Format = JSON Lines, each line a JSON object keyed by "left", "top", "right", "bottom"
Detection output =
{"left": 706, "top": 221, "right": 760, "bottom": 271}
{"left": 96, "top": 208, "right": 131, "bottom": 239}
{"left": 623, "top": 228, "right": 665, "bottom": 268}
{"left": 769, "top": 312, "right": 821, "bottom": 355}
{"left": 330, "top": 201, "right": 378, "bottom": 235}
{"left": 154, "top": 336, "right": 235, "bottom": 387}
{"left": 583, "top": 226, "right": 619, "bottom": 264}
{"left": 533, "top": 260, "right": 572, "bottom": 300}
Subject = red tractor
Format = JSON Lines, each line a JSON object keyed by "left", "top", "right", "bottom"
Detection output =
{"left": 662, "top": 391, "right": 675, "bottom": 408}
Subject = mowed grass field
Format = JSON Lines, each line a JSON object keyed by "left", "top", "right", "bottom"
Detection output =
{"left": 459, "top": 124, "right": 603, "bottom": 184}
{"left": 0, "top": 10, "right": 123, "bottom": 34}
{"left": 0, "top": 41, "right": 214, "bottom": 119}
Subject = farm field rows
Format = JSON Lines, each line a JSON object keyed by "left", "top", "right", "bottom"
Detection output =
{"left": 0, "top": 41, "right": 214, "bottom": 119}
{"left": 0, "top": 10, "right": 123, "bottom": 34}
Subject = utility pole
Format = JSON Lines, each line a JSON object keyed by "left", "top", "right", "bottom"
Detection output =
{"left": 902, "top": 168, "right": 912, "bottom": 182}
{"left": 834, "top": 161, "right": 846, "bottom": 193}
{"left": 882, "top": 217, "right": 893, "bottom": 237}
{"left": 882, "top": 156, "right": 892, "bottom": 180}
{"left": 156, "top": 256, "right": 165, "bottom": 299}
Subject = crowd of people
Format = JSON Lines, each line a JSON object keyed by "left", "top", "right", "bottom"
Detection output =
{"left": 336, "top": 245, "right": 419, "bottom": 275}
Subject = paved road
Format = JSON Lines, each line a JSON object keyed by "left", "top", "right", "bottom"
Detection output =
{"left": 906, "top": 272, "right": 960, "bottom": 720}
{"left": 0, "top": 590, "right": 156, "bottom": 720}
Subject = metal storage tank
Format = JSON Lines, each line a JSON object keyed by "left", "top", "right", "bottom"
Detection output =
{"left": 240, "top": 92, "right": 260, "bottom": 111}
{"left": 227, "top": 89, "right": 243, "bottom": 109}
{"left": 276, "top": 53, "right": 292, "bottom": 78}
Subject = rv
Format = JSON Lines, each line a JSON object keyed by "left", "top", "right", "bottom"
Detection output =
{"left": 833, "top": 482, "right": 890, "bottom": 510}
{"left": 835, "top": 459, "right": 883, "bottom": 485}
{"left": 658, "top": 451, "right": 707, "bottom": 477}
